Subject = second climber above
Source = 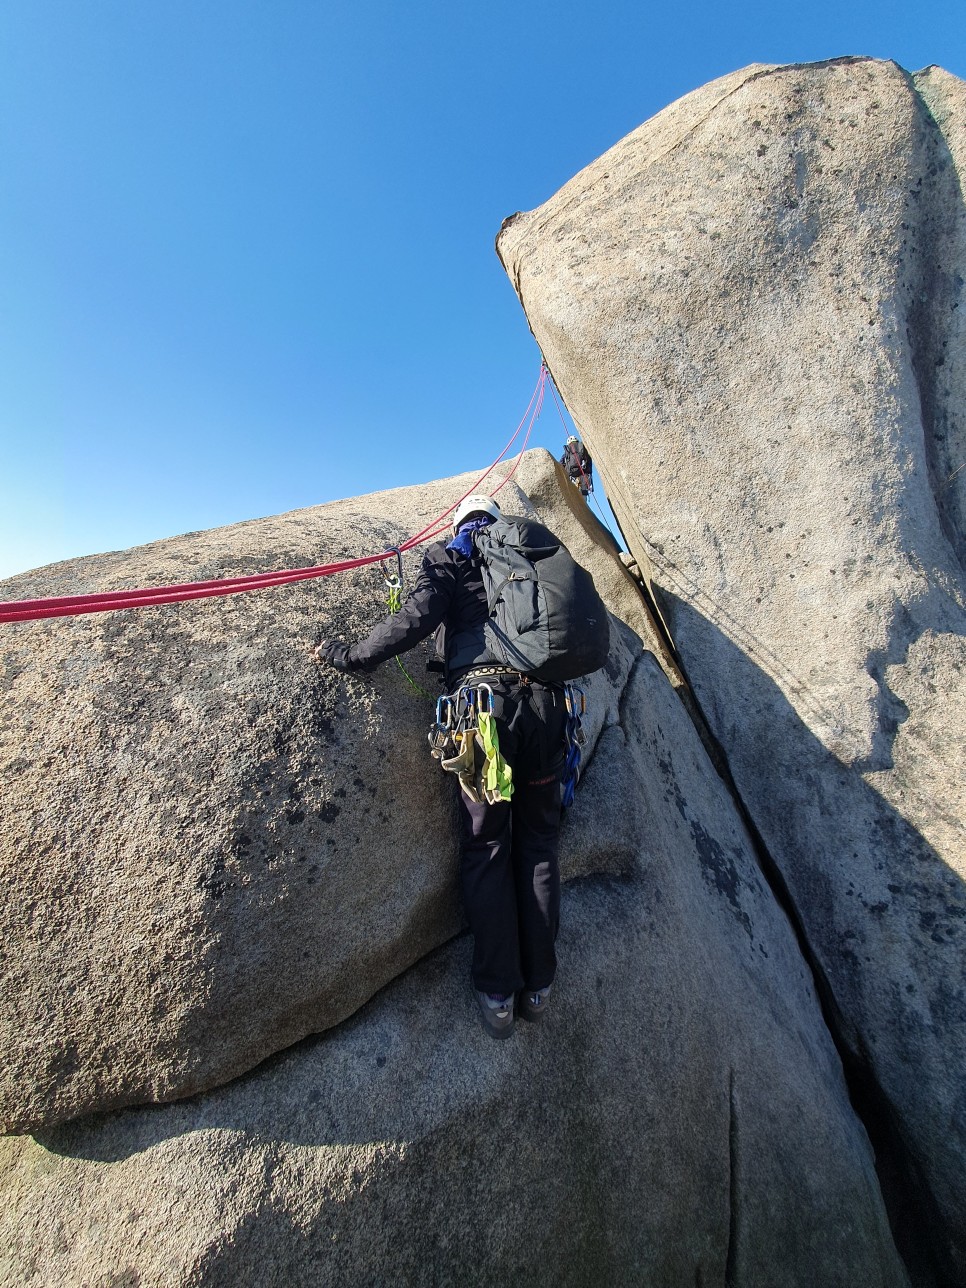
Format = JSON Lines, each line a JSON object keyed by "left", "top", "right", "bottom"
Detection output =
{"left": 561, "top": 435, "right": 594, "bottom": 497}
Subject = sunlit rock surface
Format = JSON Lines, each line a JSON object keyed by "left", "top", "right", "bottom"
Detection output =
{"left": 0, "top": 653, "right": 904, "bottom": 1287}
{"left": 499, "top": 57, "right": 966, "bottom": 1281}
{"left": 0, "top": 454, "right": 651, "bottom": 1133}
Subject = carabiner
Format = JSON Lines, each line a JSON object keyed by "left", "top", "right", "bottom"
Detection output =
{"left": 473, "top": 684, "right": 495, "bottom": 716}
{"left": 454, "top": 683, "right": 494, "bottom": 729}
{"left": 380, "top": 545, "right": 404, "bottom": 594}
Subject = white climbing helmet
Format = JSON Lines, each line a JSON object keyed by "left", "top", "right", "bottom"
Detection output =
{"left": 452, "top": 494, "right": 501, "bottom": 532}
{"left": 566, "top": 434, "right": 579, "bottom": 445}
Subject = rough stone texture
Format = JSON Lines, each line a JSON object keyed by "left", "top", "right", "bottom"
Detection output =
{"left": 498, "top": 57, "right": 966, "bottom": 1281}
{"left": 0, "top": 453, "right": 649, "bottom": 1134}
{"left": 0, "top": 657, "right": 906, "bottom": 1288}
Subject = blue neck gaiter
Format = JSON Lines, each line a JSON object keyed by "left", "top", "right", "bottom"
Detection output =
{"left": 447, "top": 515, "right": 494, "bottom": 558}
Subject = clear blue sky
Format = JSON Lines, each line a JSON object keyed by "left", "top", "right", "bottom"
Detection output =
{"left": 1, "top": 1, "right": 963, "bottom": 580}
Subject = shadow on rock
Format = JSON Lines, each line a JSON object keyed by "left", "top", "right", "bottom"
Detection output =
{"left": 661, "top": 591, "right": 966, "bottom": 1287}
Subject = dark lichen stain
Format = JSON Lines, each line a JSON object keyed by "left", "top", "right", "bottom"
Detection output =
{"left": 657, "top": 755, "right": 688, "bottom": 820}
{"left": 690, "top": 820, "right": 752, "bottom": 940}
{"left": 197, "top": 854, "right": 231, "bottom": 900}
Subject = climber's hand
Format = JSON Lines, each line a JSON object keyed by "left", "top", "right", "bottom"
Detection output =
{"left": 313, "top": 640, "right": 354, "bottom": 671}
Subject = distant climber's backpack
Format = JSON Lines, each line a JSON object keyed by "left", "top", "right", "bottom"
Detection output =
{"left": 473, "top": 517, "right": 610, "bottom": 682}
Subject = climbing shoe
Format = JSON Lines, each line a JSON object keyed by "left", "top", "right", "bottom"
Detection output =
{"left": 518, "top": 985, "right": 552, "bottom": 1023}
{"left": 475, "top": 990, "right": 515, "bottom": 1040}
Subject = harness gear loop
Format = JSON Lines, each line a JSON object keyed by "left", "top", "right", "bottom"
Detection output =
{"left": 460, "top": 665, "right": 529, "bottom": 683}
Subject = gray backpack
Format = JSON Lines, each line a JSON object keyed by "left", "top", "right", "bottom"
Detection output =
{"left": 473, "top": 517, "right": 610, "bottom": 682}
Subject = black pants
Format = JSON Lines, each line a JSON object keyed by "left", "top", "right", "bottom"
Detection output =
{"left": 457, "top": 679, "right": 567, "bottom": 996}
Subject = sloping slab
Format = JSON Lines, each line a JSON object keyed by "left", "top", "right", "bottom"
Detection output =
{"left": 0, "top": 658, "right": 905, "bottom": 1287}
{"left": 0, "top": 452, "right": 646, "bottom": 1131}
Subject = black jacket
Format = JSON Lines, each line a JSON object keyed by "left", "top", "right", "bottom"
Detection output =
{"left": 346, "top": 538, "right": 492, "bottom": 686}
{"left": 561, "top": 442, "right": 592, "bottom": 482}
{"left": 345, "top": 516, "right": 564, "bottom": 686}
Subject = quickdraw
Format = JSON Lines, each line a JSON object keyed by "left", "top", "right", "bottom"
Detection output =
{"left": 379, "top": 548, "right": 432, "bottom": 698}
{"left": 380, "top": 547, "right": 404, "bottom": 613}
{"left": 428, "top": 683, "right": 513, "bottom": 804}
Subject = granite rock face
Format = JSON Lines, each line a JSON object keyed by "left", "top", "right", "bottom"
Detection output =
{"left": 0, "top": 454, "right": 648, "bottom": 1134}
{"left": 0, "top": 656, "right": 906, "bottom": 1288}
{"left": 498, "top": 57, "right": 966, "bottom": 1280}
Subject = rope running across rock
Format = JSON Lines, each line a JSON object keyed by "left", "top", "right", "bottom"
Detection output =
{"left": 0, "top": 368, "right": 548, "bottom": 624}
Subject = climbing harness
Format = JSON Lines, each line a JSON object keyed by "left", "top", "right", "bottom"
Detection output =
{"left": 428, "top": 684, "right": 513, "bottom": 804}
{"left": 561, "top": 682, "right": 586, "bottom": 809}
{"left": 460, "top": 665, "right": 528, "bottom": 683}
{"left": 429, "top": 674, "right": 586, "bottom": 809}
{"left": 378, "top": 548, "right": 432, "bottom": 699}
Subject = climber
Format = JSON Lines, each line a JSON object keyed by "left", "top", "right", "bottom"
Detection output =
{"left": 313, "top": 495, "right": 571, "bottom": 1040}
{"left": 561, "top": 435, "right": 593, "bottom": 497}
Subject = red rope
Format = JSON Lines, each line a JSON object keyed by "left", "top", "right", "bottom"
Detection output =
{"left": 402, "top": 366, "right": 545, "bottom": 549}
{"left": 0, "top": 367, "right": 548, "bottom": 624}
{"left": 492, "top": 371, "right": 543, "bottom": 494}
{"left": 379, "top": 371, "right": 546, "bottom": 553}
{"left": 0, "top": 555, "right": 388, "bottom": 622}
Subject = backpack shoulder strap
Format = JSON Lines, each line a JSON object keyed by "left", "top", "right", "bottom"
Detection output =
{"left": 473, "top": 522, "right": 535, "bottom": 613}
